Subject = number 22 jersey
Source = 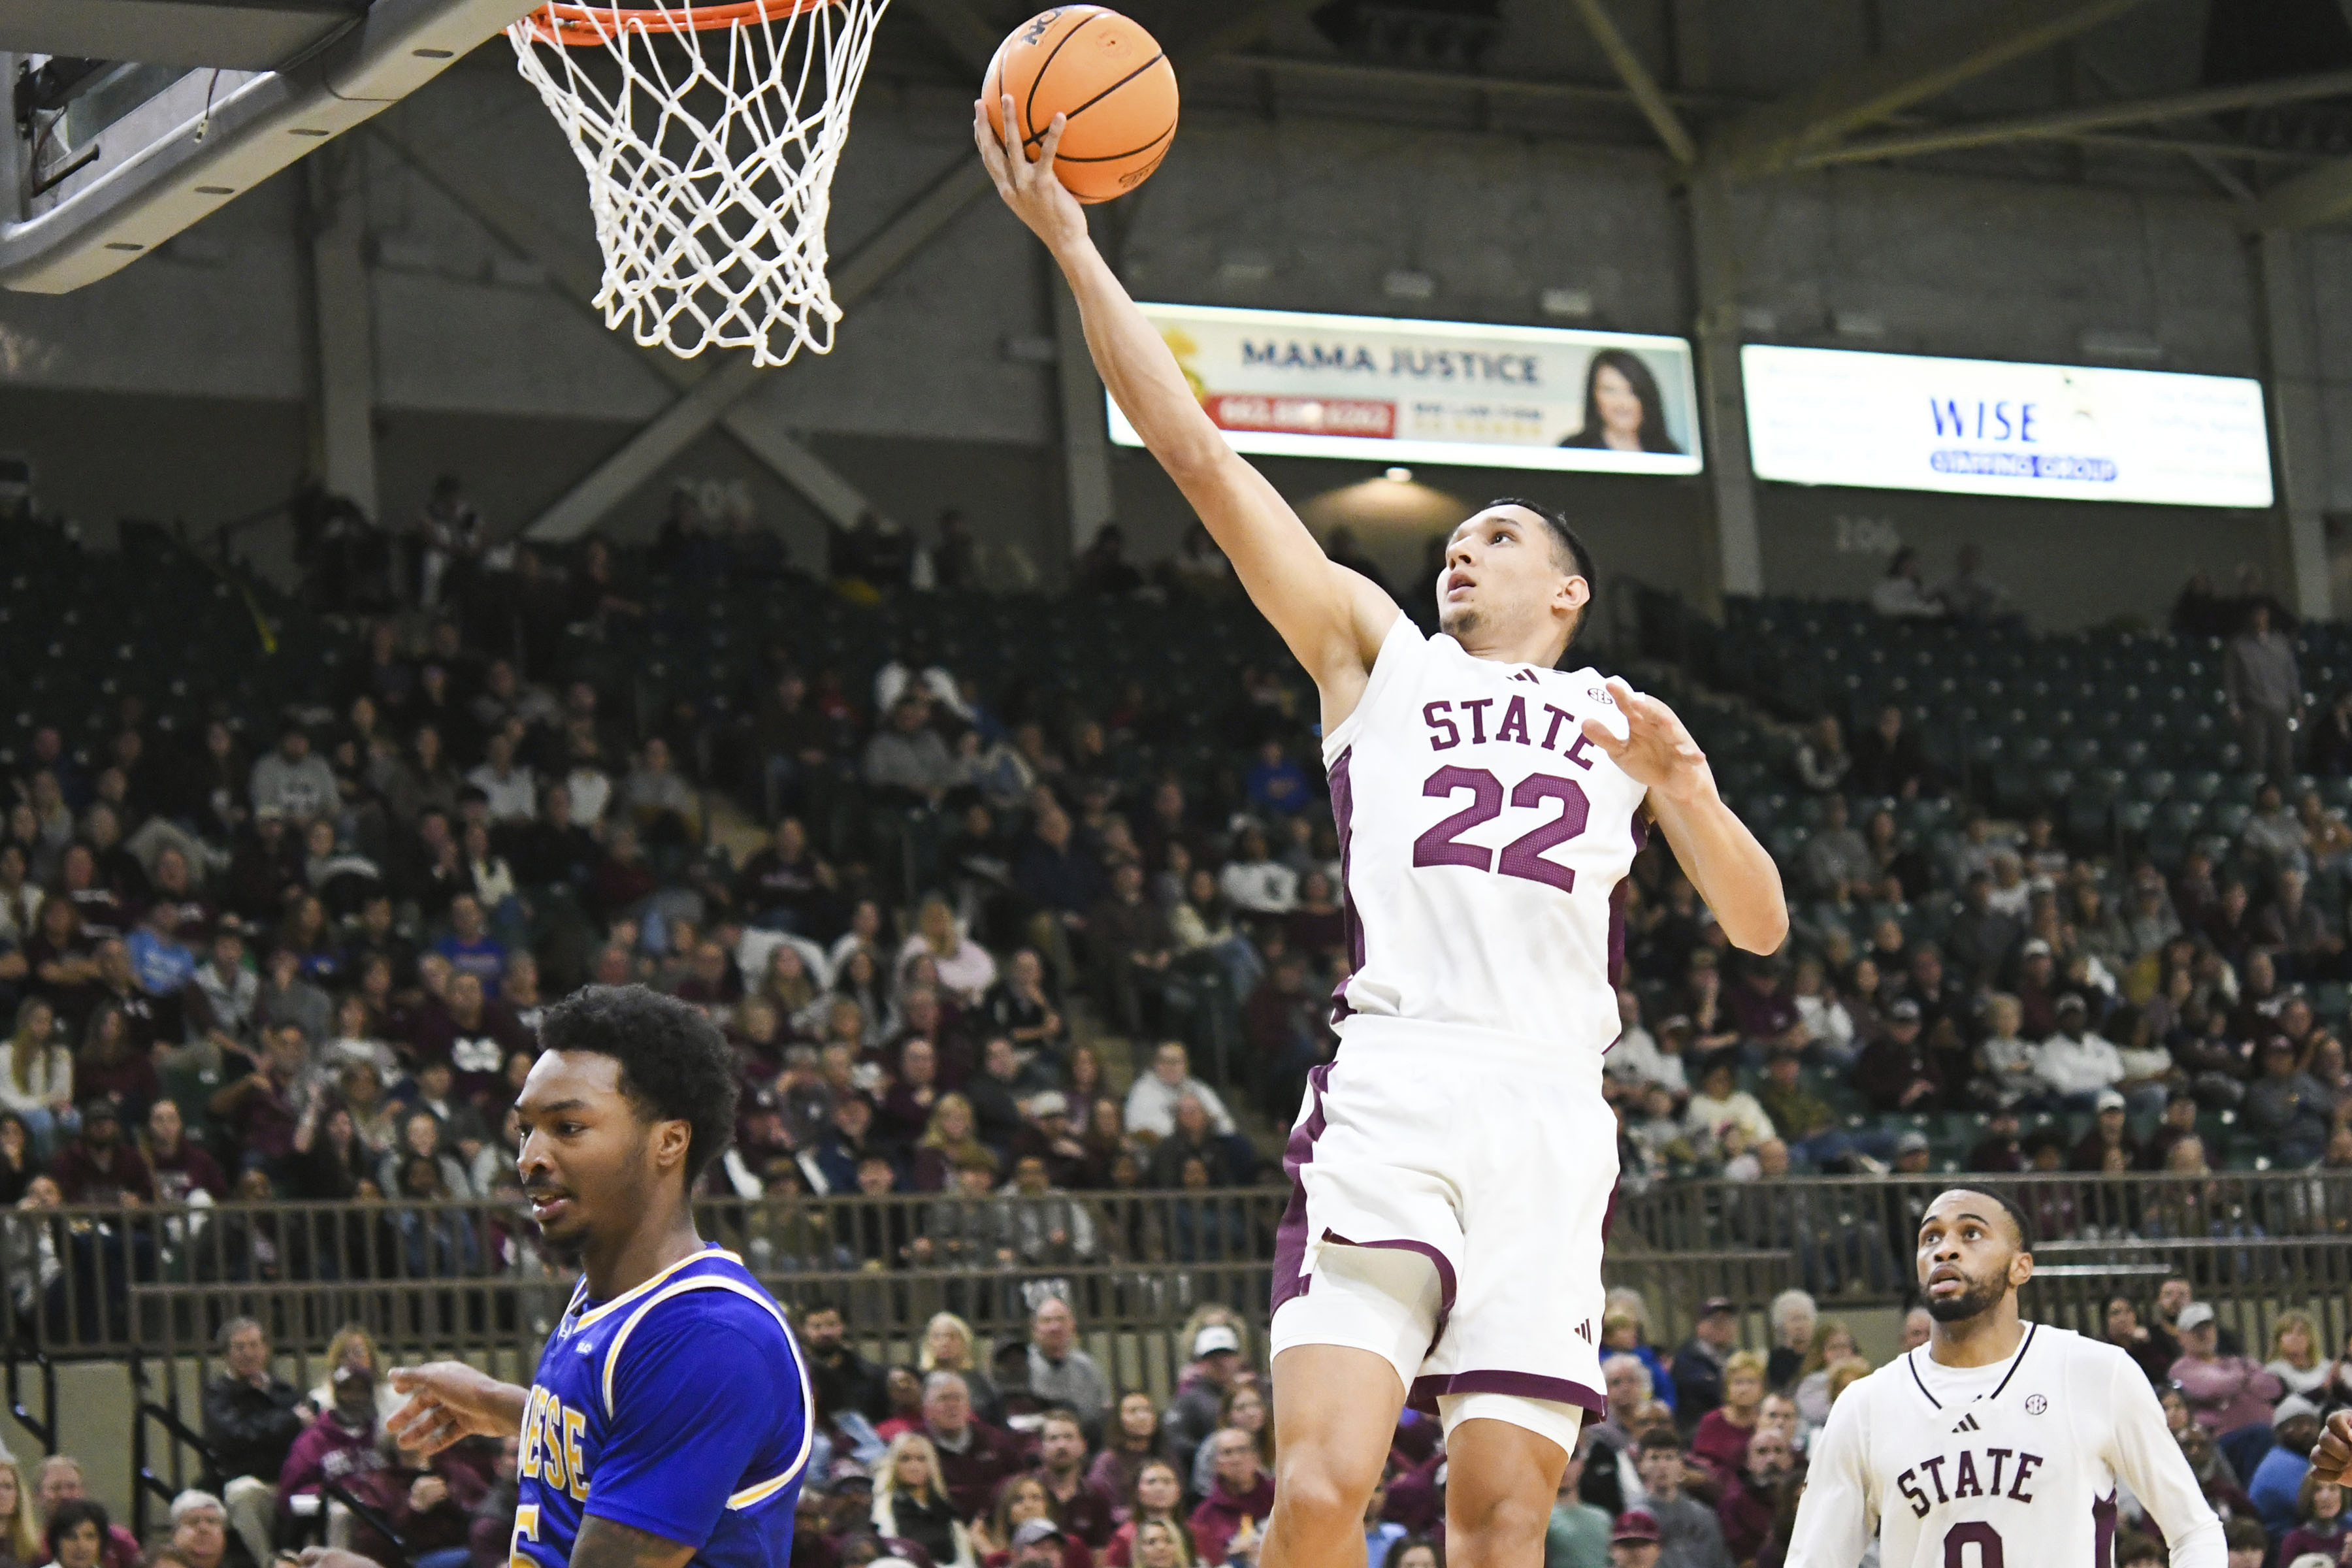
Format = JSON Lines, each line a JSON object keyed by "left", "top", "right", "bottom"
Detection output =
{"left": 514, "top": 1247, "right": 813, "bottom": 1568}
{"left": 1783, "top": 1323, "right": 2225, "bottom": 1568}
{"left": 1321, "top": 614, "right": 1646, "bottom": 1052}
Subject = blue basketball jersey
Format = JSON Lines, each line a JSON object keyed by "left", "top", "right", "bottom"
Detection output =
{"left": 514, "top": 1247, "right": 810, "bottom": 1568}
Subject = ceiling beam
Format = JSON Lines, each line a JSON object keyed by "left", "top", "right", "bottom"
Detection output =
{"left": 1712, "top": 0, "right": 2157, "bottom": 176}
{"left": 1566, "top": 0, "right": 1696, "bottom": 167}
{"left": 369, "top": 116, "right": 880, "bottom": 532}
{"left": 1793, "top": 67, "right": 2352, "bottom": 169}
{"left": 524, "top": 156, "right": 996, "bottom": 542}
{"left": 2249, "top": 155, "right": 2352, "bottom": 231}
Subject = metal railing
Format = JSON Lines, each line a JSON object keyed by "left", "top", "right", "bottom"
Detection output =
{"left": 1610, "top": 1171, "right": 2352, "bottom": 1348}
{"left": 0, "top": 1187, "right": 1295, "bottom": 1359}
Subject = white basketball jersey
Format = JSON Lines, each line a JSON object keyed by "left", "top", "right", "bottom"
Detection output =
{"left": 1318, "top": 615, "right": 1648, "bottom": 1053}
{"left": 1784, "top": 1324, "right": 2225, "bottom": 1568}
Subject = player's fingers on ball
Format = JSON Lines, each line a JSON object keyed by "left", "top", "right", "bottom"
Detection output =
{"left": 1038, "top": 112, "right": 1070, "bottom": 166}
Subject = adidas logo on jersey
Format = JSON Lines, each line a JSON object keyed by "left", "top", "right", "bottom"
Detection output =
{"left": 1574, "top": 1319, "right": 1593, "bottom": 1343}
{"left": 1951, "top": 1413, "right": 1981, "bottom": 1433}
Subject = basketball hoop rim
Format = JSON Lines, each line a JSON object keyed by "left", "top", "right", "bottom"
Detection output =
{"left": 518, "top": 0, "right": 833, "bottom": 45}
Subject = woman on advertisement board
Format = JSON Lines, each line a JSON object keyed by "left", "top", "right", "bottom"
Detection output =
{"left": 1558, "top": 348, "right": 1683, "bottom": 455}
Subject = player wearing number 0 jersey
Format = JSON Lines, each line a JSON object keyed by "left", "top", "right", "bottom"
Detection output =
{"left": 1785, "top": 1188, "right": 2223, "bottom": 1568}
{"left": 977, "top": 79, "right": 1787, "bottom": 1568}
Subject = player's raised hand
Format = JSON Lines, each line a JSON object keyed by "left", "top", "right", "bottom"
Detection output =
{"left": 1578, "top": 676, "right": 1716, "bottom": 806}
{"left": 975, "top": 96, "right": 1086, "bottom": 254}
{"left": 386, "top": 1360, "right": 529, "bottom": 1457}
{"left": 2314, "top": 1409, "right": 2352, "bottom": 1485}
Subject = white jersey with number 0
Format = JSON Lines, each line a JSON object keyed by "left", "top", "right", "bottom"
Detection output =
{"left": 1320, "top": 615, "right": 1648, "bottom": 1052}
{"left": 1783, "top": 1323, "right": 2225, "bottom": 1568}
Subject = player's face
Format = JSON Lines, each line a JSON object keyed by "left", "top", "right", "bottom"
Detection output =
{"left": 1916, "top": 1192, "right": 2030, "bottom": 1322}
{"left": 514, "top": 1051, "right": 684, "bottom": 1255}
{"left": 1435, "top": 506, "right": 1585, "bottom": 647}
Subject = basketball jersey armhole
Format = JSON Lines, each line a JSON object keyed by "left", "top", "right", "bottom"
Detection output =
{"left": 1322, "top": 614, "right": 1426, "bottom": 765}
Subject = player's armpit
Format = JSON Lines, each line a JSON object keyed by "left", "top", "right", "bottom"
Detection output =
{"left": 570, "top": 1516, "right": 698, "bottom": 1568}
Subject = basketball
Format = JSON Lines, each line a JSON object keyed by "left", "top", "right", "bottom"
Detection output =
{"left": 985, "top": 6, "right": 1179, "bottom": 204}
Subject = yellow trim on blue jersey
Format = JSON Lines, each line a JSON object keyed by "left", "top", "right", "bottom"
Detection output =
{"left": 592, "top": 1269, "right": 815, "bottom": 1512}
{"left": 568, "top": 1247, "right": 747, "bottom": 1331}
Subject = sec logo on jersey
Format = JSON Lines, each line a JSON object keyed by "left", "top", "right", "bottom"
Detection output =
{"left": 2024, "top": 1394, "right": 2047, "bottom": 1414}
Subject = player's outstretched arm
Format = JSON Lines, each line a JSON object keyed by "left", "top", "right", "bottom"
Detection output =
{"left": 385, "top": 1360, "right": 531, "bottom": 1456}
{"left": 975, "top": 99, "right": 1394, "bottom": 717}
{"left": 1578, "top": 678, "right": 1788, "bottom": 954}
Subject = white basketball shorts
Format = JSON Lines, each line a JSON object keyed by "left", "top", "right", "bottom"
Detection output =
{"left": 1269, "top": 1014, "right": 1616, "bottom": 1454}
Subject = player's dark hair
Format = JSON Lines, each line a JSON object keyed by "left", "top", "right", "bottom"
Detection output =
{"left": 1484, "top": 497, "right": 1596, "bottom": 595}
{"left": 1938, "top": 1185, "right": 2036, "bottom": 1252}
{"left": 538, "top": 985, "right": 736, "bottom": 1186}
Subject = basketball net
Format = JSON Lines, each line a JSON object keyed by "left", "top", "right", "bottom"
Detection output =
{"left": 508, "top": 0, "right": 889, "bottom": 367}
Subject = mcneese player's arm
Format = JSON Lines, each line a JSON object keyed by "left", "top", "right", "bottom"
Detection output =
{"left": 2105, "top": 1356, "right": 2227, "bottom": 1568}
{"left": 387, "top": 1360, "right": 533, "bottom": 1453}
{"left": 1779, "top": 1383, "right": 1874, "bottom": 1567}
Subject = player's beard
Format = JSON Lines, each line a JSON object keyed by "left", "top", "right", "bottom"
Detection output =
{"left": 1439, "top": 604, "right": 1480, "bottom": 638}
{"left": 1925, "top": 1267, "right": 2008, "bottom": 1322}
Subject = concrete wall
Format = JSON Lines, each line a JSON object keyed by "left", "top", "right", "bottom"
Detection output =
{"left": 1, "top": 8, "right": 2347, "bottom": 625}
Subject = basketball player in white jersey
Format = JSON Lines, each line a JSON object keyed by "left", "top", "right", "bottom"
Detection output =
{"left": 979, "top": 101, "right": 1787, "bottom": 1568}
{"left": 1784, "top": 1187, "right": 2225, "bottom": 1567}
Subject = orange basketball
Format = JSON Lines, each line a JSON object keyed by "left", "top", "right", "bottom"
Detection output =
{"left": 985, "top": 7, "right": 1179, "bottom": 204}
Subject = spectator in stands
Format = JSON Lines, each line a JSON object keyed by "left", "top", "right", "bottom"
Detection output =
{"left": 1546, "top": 1439, "right": 1612, "bottom": 1568}
{"left": 248, "top": 727, "right": 339, "bottom": 826}
{"left": 920, "top": 1371, "right": 1026, "bottom": 1520}
{"left": 1869, "top": 549, "right": 1942, "bottom": 620}
{"left": 1682, "top": 1055, "right": 1773, "bottom": 1168}
{"left": 1715, "top": 1422, "right": 1795, "bottom": 1567}
{"left": 2066, "top": 1090, "right": 2139, "bottom": 1172}
{"left": 1630, "top": 1431, "right": 1732, "bottom": 1568}
{"left": 1124, "top": 1044, "right": 1236, "bottom": 1142}
{"left": 1854, "top": 1000, "right": 1940, "bottom": 1112}
{"left": 2031, "top": 996, "right": 2125, "bottom": 1111}
{"left": 1189, "top": 1428, "right": 1275, "bottom": 1566}
{"left": 204, "top": 1317, "right": 310, "bottom": 1566}
{"left": 1026, "top": 1297, "right": 1111, "bottom": 1439}
{"left": 1090, "top": 862, "right": 1177, "bottom": 1037}
{"left": 2280, "top": 1473, "right": 2348, "bottom": 1565}
{"left": 277, "top": 1362, "right": 394, "bottom": 1550}
{"left": 1669, "top": 1298, "right": 1739, "bottom": 1428}
{"left": 802, "top": 1299, "right": 887, "bottom": 1430}
{"left": 1797, "top": 795, "right": 1870, "bottom": 902}
{"left": 1791, "top": 716, "right": 1850, "bottom": 796}
{"left": 870, "top": 1433, "right": 972, "bottom": 1568}
{"left": 1931, "top": 544, "right": 2008, "bottom": 624}
{"left": 1217, "top": 826, "right": 1297, "bottom": 919}
{"left": 1849, "top": 704, "right": 1932, "bottom": 800}
{"left": 2225, "top": 600, "right": 2303, "bottom": 786}
{"left": 0, "top": 998, "right": 74, "bottom": 1154}
{"left": 1034, "top": 1407, "right": 1116, "bottom": 1551}
{"left": 2170, "top": 1303, "right": 2283, "bottom": 1435}
{"left": 1689, "top": 1350, "right": 1766, "bottom": 1482}
{"left": 167, "top": 1490, "right": 240, "bottom": 1568}
{"left": 2245, "top": 1036, "right": 2335, "bottom": 1168}
{"left": 52, "top": 1099, "right": 153, "bottom": 1205}
{"left": 1762, "top": 1291, "right": 1816, "bottom": 1392}
{"left": 2249, "top": 1395, "right": 2323, "bottom": 1539}
{"left": 2102, "top": 1296, "right": 2180, "bottom": 1389}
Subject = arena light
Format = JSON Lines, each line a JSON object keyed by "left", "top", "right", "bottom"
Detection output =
{"left": 1384, "top": 466, "right": 1413, "bottom": 483}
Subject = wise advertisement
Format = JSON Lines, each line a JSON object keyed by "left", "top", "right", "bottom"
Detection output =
{"left": 1742, "top": 344, "right": 2274, "bottom": 509}
{"left": 1113, "top": 303, "right": 1704, "bottom": 475}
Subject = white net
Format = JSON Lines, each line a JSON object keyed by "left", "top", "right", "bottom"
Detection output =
{"left": 508, "top": 0, "right": 889, "bottom": 367}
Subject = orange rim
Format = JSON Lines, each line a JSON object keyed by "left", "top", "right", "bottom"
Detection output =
{"left": 519, "top": 0, "right": 832, "bottom": 44}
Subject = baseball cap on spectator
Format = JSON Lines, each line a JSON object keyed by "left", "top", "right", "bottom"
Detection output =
{"left": 2055, "top": 994, "right": 2087, "bottom": 1016}
{"left": 1895, "top": 1131, "right": 1930, "bottom": 1155}
{"left": 1028, "top": 1091, "right": 1070, "bottom": 1119}
{"left": 2274, "top": 1394, "right": 2321, "bottom": 1428}
{"left": 2263, "top": 1036, "right": 2296, "bottom": 1056}
{"left": 1612, "top": 1510, "right": 1660, "bottom": 1543}
{"left": 170, "top": 1491, "right": 225, "bottom": 1525}
{"left": 1699, "top": 1298, "right": 1736, "bottom": 1319}
{"left": 1889, "top": 1000, "right": 1921, "bottom": 1023}
{"left": 1012, "top": 1520, "right": 1063, "bottom": 1548}
{"left": 2094, "top": 1090, "right": 2126, "bottom": 1112}
{"left": 2020, "top": 939, "right": 2052, "bottom": 958}
{"left": 2176, "top": 1303, "right": 2216, "bottom": 1331}
{"left": 827, "top": 1459, "right": 872, "bottom": 1490}
{"left": 1194, "top": 1325, "right": 1241, "bottom": 1358}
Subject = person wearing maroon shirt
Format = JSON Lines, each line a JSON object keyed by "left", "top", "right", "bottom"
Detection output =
{"left": 1714, "top": 1424, "right": 1794, "bottom": 1566}
{"left": 210, "top": 1025, "right": 308, "bottom": 1171}
{"left": 52, "top": 1100, "right": 155, "bottom": 1204}
{"left": 1188, "top": 1428, "right": 1276, "bottom": 1565}
{"left": 1727, "top": 958, "right": 1803, "bottom": 1050}
{"left": 1033, "top": 1410, "right": 1116, "bottom": 1551}
{"left": 143, "top": 1098, "right": 229, "bottom": 1203}
{"left": 921, "top": 1371, "right": 1028, "bottom": 1521}
{"left": 408, "top": 972, "right": 530, "bottom": 1107}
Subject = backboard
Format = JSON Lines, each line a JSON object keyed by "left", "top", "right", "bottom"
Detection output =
{"left": 1, "top": 0, "right": 540, "bottom": 293}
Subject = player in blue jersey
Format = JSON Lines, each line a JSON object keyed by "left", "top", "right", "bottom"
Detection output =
{"left": 322, "top": 986, "right": 812, "bottom": 1568}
